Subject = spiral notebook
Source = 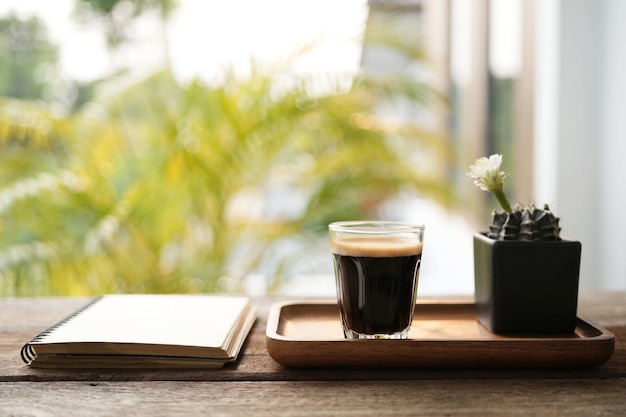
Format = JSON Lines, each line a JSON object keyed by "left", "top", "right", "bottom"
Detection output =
{"left": 21, "top": 294, "right": 256, "bottom": 369}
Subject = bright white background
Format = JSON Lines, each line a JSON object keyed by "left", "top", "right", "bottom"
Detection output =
{"left": 0, "top": 0, "right": 368, "bottom": 83}
{"left": 534, "top": 0, "right": 626, "bottom": 291}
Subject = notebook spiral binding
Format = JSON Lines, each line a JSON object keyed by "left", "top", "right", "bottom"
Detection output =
{"left": 20, "top": 297, "right": 103, "bottom": 365}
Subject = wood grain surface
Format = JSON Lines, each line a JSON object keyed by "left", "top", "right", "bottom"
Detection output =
{"left": 2, "top": 379, "right": 626, "bottom": 417}
{"left": 1, "top": 292, "right": 625, "bottom": 416}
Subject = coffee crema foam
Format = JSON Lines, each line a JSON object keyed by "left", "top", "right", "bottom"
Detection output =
{"left": 331, "top": 236, "right": 423, "bottom": 257}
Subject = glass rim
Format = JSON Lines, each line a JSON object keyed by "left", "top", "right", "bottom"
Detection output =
{"left": 328, "top": 221, "right": 424, "bottom": 233}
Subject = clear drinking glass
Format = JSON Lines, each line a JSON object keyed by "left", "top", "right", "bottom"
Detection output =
{"left": 329, "top": 221, "right": 425, "bottom": 339}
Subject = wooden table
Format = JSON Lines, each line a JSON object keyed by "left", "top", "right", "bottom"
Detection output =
{"left": 1, "top": 292, "right": 625, "bottom": 416}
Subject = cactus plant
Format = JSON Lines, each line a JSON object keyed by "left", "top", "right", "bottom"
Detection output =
{"left": 467, "top": 154, "right": 562, "bottom": 241}
{"left": 469, "top": 154, "right": 581, "bottom": 334}
{"left": 488, "top": 204, "right": 561, "bottom": 241}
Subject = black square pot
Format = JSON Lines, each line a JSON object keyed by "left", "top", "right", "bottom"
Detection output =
{"left": 473, "top": 232, "right": 582, "bottom": 334}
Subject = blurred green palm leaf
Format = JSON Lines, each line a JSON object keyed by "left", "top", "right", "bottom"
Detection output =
{"left": 1, "top": 58, "right": 453, "bottom": 295}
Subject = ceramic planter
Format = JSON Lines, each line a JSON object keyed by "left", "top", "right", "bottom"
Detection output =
{"left": 473, "top": 232, "right": 582, "bottom": 334}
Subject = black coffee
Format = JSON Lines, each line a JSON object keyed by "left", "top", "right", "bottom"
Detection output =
{"left": 332, "top": 237, "right": 422, "bottom": 337}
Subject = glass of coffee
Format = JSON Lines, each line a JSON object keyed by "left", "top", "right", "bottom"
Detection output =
{"left": 329, "top": 221, "right": 424, "bottom": 339}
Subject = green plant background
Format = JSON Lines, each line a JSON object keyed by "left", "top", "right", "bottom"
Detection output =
{"left": 0, "top": 8, "right": 455, "bottom": 296}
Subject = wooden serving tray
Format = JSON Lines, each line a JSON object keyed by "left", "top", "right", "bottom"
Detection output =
{"left": 265, "top": 300, "right": 615, "bottom": 368}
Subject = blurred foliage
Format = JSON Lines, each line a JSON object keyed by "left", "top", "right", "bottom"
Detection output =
{"left": 1, "top": 8, "right": 455, "bottom": 296}
{"left": 0, "top": 14, "right": 59, "bottom": 101}
{"left": 74, "top": 0, "right": 177, "bottom": 51}
{"left": 0, "top": 66, "right": 453, "bottom": 296}
{"left": 0, "top": 13, "right": 106, "bottom": 113}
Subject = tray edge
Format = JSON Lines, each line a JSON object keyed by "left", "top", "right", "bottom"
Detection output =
{"left": 265, "top": 300, "right": 616, "bottom": 369}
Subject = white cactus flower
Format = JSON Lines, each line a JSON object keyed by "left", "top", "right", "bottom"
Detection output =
{"left": 467, "top": 154, "right": 512, "bottom": 213}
